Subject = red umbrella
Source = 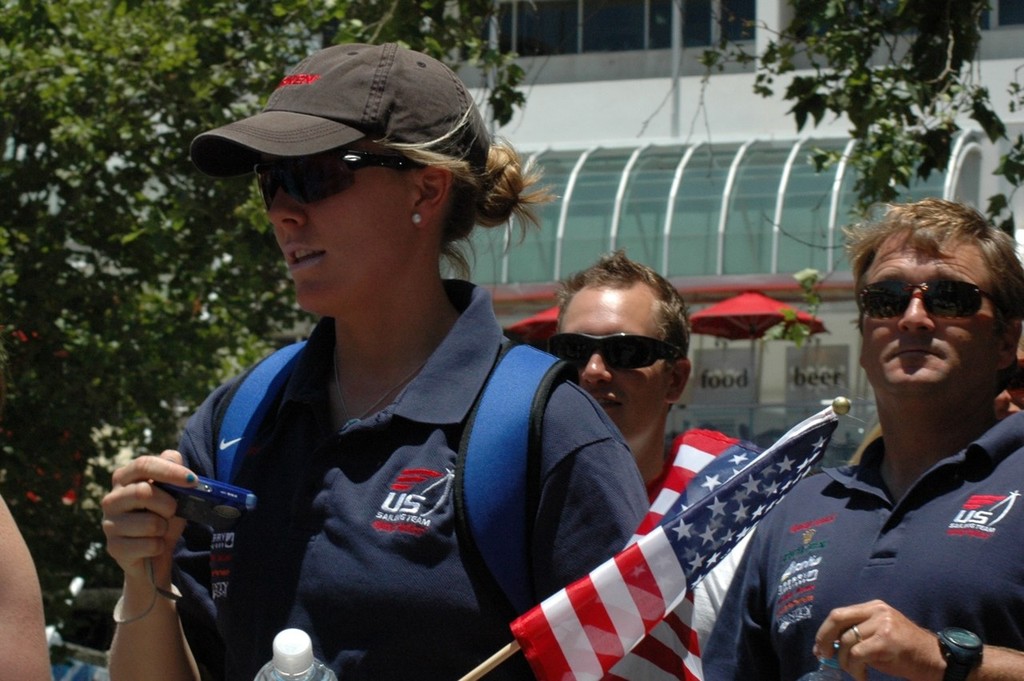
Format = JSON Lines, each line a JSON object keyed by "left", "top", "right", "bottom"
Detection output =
{"left": 505, "top": 305, "right": 560, "bottom": 342}
{"left": 689, "top": 291, "right": 827, "bottom": 340}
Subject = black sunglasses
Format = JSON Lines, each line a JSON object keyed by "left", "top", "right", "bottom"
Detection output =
{"left": 859, "top": 280, "right": 994, "bottom": 319}
{"left": 548, "top": 333, "right": 681, "bottom": 369}
{"left": 254, "top": 149, "right": 419, "bottom": 209}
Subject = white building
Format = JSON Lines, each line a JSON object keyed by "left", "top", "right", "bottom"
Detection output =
{"left": 462, "top": 0, "right": 1024, "bottom": 463}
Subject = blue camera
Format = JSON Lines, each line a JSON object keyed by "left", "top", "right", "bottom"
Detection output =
{"left": 157, "top": 477, "right": 257, "bottom": 531}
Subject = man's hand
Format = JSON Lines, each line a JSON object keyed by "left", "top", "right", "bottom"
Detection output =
{"left": 812, "top": 599, "right": 945, "bottom": 681}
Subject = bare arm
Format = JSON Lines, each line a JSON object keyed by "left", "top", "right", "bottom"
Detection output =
{"left": 968, "top": 646, "right": 1024, "bottom": 681}
{"left": 102, "top": 451, "right": 202, "bottom": 681}
{"left": 0, "top": 497, "right": 51, "bottom": 681}
{"left": 814, "top": 599, "right": 1024, "bottom": 681}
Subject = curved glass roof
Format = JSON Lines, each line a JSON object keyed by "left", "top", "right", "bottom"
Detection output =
{"left": 467, "top": 134, "right": 980, "bottom": 289}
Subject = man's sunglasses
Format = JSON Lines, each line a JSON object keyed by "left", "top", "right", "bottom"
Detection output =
{"left": 548, "top": 333, "right": 681, "bottom": 369}
{"left": 859, "top": 280, "right": 993, "bottom": 319}
{"left": 254, "top": 149, "right": 419, "bottom": 209}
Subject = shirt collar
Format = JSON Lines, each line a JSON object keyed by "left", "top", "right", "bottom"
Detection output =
{"left": 280, "top": 280, "right": 505, "bottom": 427}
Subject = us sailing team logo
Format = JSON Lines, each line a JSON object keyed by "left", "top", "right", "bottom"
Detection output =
{"left": 947, "top": 491, "right": 1020, "bottom": 538}
{"left": 373, "top": 467, "right": 454, "bottom": 536}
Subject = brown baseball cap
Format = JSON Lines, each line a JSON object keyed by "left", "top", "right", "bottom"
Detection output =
{"left": 190, "top": 42, "right": 491, "bottom": 177}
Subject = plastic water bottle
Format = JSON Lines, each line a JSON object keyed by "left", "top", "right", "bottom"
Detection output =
{"left": 796, "top": 655, "right": 842, "bottom": 680}
{"left": 796, "top": 645, "right": 843, "bottom": 681}
{"left": 254, "top": 628, "right": 338, "bottom": 681}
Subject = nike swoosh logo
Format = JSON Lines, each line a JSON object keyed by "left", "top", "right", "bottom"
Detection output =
{"left": 219, "top": 437, "right": 243, "bottom": 450}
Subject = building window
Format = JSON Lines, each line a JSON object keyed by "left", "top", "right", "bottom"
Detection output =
{"left": 719, "top": 0, "right": 755, "bottom": 42}
{"left": 499, "top": 0, "right": 578, "bottom": 55}
{"left": 498, "top": 0, "right": 755, "bottom": 55}
{"left": 583, "top": 0, "right": 646, "bottom": 51}
{"left": 980, "top": 0, "right": 1024, "bottom": 28}
{"left": 998, "top": 0, "right": 1024, "bottom": 25}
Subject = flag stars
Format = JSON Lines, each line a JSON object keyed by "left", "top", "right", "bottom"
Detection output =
{"left": 700, "top": 473, "right": 721, "bottom": 492}
{"left": 700, "top": 525, "right": 717, "bottom": 545}
{"left": 708, "top": 496, "right": 727, "bottom": 517}
{"left": 672, "top": 519, "right": 694, "bottom": 540}
{"left": 705, "top": 516, "right": 724, "bottom": 533}
{"left": 729, "top": 453, "right": 749, "bottom": 466}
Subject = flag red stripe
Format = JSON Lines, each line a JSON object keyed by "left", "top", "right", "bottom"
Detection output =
{"left": 662, "top": 608, "right": 701, "bottom": 657}
{"left": 615, "top": 546, "right": 665, "bottom": 627}
{"left": 628, "top": 625, "right": 685, "bottom": 674}
{"left": 565, "top": 573, "right": 624, "bottom": 671}
{"left": 511, "top": 597, "right": 574, "bottom": 680}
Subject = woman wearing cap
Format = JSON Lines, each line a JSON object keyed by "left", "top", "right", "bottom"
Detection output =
{"left": 101, "top": 43, "right": 647, "bottom": 681}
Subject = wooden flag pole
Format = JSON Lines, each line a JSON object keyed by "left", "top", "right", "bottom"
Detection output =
{"left": 458, "top": 640, "right": 522, "bottom": 681}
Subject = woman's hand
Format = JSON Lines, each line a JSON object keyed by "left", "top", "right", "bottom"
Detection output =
{"left": 101, "top": 450, "right": 195, "bottom": 584}
{"left": 103, "top": 451, "right": 203, "bottom": 681}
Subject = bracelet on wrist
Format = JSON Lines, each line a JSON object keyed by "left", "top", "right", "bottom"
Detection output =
{"left": 112, "top": 559, "right": 181, "bottom": 625}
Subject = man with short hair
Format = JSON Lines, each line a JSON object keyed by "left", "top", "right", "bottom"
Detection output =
{"left": 551, "top": 250, "right": 747, "bottom": 677}
{"left": 552, "top": 249, "right": 691, "bottom": 492}
{"left": 704, "top": 198, "right": 1024, "bottom": 680}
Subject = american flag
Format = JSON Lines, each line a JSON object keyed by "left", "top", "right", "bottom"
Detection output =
{"left": 508, "top": 407, "right": 838, "bottom": 681}
{"left": 608, "top": 429, "right": 766, "bottom": 680}
{"left": 637, "top": 429, "right": 765, "bottom": 538}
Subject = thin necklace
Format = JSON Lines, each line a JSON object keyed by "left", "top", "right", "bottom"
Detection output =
{"left": 332, "top": 352, "right": 427, "bottom": 423}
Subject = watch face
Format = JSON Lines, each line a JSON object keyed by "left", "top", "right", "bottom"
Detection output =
{"left": 944, "top": 627, "right": 982, "bottom": 649}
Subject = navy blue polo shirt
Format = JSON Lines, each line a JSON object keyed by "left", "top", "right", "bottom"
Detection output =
{"left": 172, "top": 280, "right": 648, "bottom": 681}
{"left": 704, "top": 411, "right": 1024, "bottom": 681}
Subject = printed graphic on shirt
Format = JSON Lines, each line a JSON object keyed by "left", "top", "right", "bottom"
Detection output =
{"left": 776, "top": 514, "right": 836, "bottom": 633}
{"left": 210, "top": 531, "right": 235, "bottom": 601}
{"left": 373, "top": 467, "right": 454, "bottom": 536}
{"left": 947, "top": 490, "right": 1020, "bottom": 539}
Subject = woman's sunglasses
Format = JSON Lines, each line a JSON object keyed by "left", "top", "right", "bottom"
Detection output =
{"left": 548, "top": 333, "right": 681, "bottom": 369}
{"left": 859, "top": 280, "right": 993, "bottom": 319}
{"left": 254, "top": 149, "right": 419, "bottom": 209}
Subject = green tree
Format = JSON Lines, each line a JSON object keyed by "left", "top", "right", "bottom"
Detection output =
{"left": 0, "top": 0, "right": 519, "bottom": 643}
{"left": 704, "top": 0, "right": 1024, "bottom": 229}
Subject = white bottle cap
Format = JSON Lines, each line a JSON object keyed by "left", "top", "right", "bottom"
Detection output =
{"left": 272, "top": 628, "right": 314, "bottom": 676}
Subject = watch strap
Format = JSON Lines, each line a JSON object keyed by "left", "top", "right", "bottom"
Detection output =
{"left": 942, "top": 659, "right": 972, "bottom": 681}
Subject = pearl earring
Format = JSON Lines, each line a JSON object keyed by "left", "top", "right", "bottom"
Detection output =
{"left": 412, "top": 212, "right": 422, "bottom": 225}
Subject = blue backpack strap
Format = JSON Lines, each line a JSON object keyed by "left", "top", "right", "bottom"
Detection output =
{"left": 456, "top": 343, "right": 576, "bottom": 615}
{"left": 214, "top": 341, "right": 306, "bottom": 483}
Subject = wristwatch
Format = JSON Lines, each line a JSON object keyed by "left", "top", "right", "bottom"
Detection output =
{"left": 937, "top": 627, "right": 983, "bottom": 681}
